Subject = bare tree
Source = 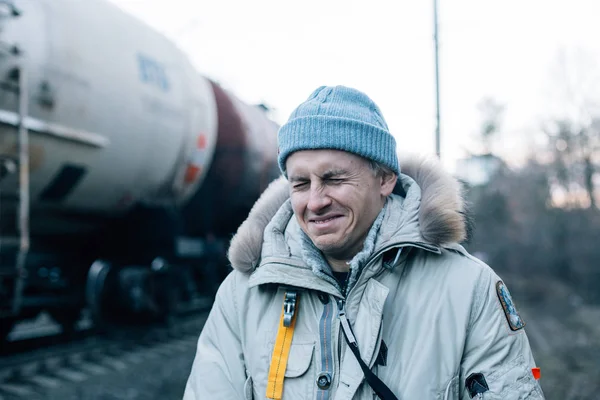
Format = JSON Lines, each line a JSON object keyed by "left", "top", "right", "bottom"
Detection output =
{"left": 540, "top": 48, "right": 600, "bottom": 209}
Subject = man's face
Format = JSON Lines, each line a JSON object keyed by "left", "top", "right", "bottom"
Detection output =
{"left": 286, "top": 149, "right": 396, "bottom": 261}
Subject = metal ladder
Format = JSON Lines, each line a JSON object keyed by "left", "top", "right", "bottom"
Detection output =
{"left": 11, "top": 62, "right": 29, "bottom": 315}
{"left": 0, "top": 1, "right": 27, "bottom": 317}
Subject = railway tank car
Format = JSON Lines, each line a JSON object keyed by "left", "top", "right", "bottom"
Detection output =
{"left": 0, "top": 0, "right": 281, "bottom": 339}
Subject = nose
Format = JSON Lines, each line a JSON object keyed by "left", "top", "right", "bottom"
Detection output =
{"left": 307, "top": 185, "right": 332, "bottom": 213}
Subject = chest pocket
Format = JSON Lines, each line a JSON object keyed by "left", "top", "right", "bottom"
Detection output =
{"left": 266, "top": 339, "right": 316, "bottom": 400}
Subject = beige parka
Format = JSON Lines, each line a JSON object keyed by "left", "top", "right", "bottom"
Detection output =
{"left": 184, "top": 157, "right": 545, "bottom": 400}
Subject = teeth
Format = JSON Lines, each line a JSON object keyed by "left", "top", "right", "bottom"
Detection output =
{"left": 314, "top": 217, "right": 335, "bottom": 224}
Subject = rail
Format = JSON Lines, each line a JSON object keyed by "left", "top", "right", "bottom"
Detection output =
{"left": 0, "top": 312, "right": 208, "bottom": 398}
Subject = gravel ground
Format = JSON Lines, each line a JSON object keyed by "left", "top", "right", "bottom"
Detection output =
{"left": 32, "top": 337, "right": 198, "bottom": 400}
{"left": 506, "top": 274, "right": 600, "bottom": 400}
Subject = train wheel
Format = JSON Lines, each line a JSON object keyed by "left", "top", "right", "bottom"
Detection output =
{"left": 85, "top": 259, "right": 116, "bottom": 332}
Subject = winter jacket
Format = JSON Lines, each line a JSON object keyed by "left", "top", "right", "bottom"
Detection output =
{"left": 183, "top": 157, "right": 545, "bottom": 400}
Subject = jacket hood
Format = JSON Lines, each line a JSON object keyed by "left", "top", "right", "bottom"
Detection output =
{"left": 227, "top": 154, "right": 467, "bottom": 273}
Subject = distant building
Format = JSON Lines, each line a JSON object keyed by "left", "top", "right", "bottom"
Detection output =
{"left": 455, "top": 153, "right": 506, "bottom": 186}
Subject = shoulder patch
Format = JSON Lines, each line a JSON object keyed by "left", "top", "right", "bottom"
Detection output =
{"left": 496, "top": 280, "right": 525, "bottom": 331}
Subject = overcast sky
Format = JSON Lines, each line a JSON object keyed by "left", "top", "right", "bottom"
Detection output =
{"left": 109, "top": 0, "right": 600, "bottom": 171}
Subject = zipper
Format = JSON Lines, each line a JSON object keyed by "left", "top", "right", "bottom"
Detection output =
{"left": 341, "top": 272, "right": 350, "bottom": 297}
{"left": 336, "top": 307, "right": 344, "bottom": 392}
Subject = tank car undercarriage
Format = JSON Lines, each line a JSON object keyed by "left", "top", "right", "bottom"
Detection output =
{"left": 1, "top": 205, "right": 228, "bottom": 342}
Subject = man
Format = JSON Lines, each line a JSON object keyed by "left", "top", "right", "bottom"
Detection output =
{"left": 183, "top": 86, "right": 545, "bottom": 399}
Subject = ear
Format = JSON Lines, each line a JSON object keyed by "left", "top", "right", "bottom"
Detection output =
{"left": 380, "top": 172, "right": 398, "bottom": 197}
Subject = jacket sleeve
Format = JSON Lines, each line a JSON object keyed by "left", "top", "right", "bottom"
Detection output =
{"left": 459, "top": 267, "right": 545, "bottom": 399}
{"left": 183, "top": 272, "right": 248, "bottom": 400}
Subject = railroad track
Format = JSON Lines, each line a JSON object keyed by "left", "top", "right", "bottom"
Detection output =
{"left": 1, "top": 327, "right": 96, "bottom": 358}
{"left": 0, "top": 309, "right": 209, "bottom": 399}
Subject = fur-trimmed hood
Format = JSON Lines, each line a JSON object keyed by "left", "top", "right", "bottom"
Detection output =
{"left": 228, "top": 155, "right": 467, "bottom": 273}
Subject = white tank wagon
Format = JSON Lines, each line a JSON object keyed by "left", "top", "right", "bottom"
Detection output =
{"left": 0, "top": 0, "right": 280, "bottom": 339}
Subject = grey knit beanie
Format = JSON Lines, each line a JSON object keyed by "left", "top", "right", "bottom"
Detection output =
{"left": 277, "top": 85, "right": 399, "bottom": 176}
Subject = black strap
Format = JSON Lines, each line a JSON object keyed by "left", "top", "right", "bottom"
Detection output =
{"left": 340, "top": 323, "right": 399, "bottom": 400}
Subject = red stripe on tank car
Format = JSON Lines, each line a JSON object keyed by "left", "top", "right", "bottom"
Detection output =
{"left": 184, "top": 165, "right": 202, "bottom": 184}
{"left": 197, "top": 134, "right": 206, "bottom": 149}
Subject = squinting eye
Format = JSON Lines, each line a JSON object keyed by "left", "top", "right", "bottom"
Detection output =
{"left": 293, "top": 182, "right": 308, "bottom": 190}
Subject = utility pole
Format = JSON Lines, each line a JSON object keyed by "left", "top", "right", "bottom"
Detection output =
{"left": 433, "top": 0, "right": 441, "bottom": 158}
